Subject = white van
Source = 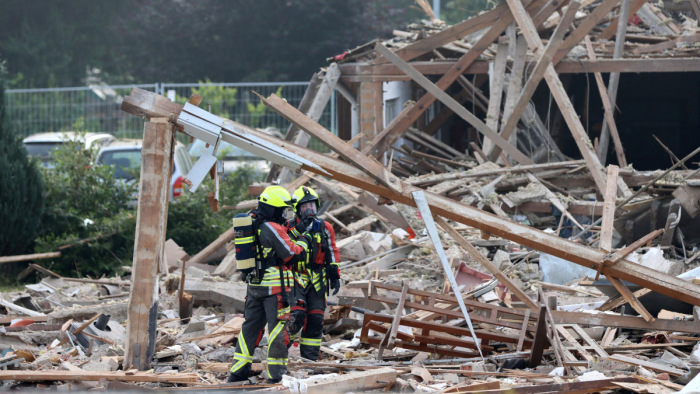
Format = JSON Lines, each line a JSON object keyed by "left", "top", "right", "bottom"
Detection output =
{"left": 23, "top": 132, "right": 116, "bottom": 168}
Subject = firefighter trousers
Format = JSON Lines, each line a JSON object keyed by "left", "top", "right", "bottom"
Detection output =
{"left": 229, "top": 286, "right": 290, "bottom": 382}
{"left": 288, "top": 282, "right": 326, "bottom": 361}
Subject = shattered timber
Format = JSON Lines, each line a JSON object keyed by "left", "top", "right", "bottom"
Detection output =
{"left": 4, "top": 0, "right": 700, "bottom": 391}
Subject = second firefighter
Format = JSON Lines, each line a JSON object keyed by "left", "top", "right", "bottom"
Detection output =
{"left": 287, "top": 186, "right": 341, "bottom": 361}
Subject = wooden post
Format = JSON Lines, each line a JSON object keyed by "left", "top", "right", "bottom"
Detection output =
{"left": 124, "top": 119, "right": 175, "bottom": 370}
{"left": 358, "top": 82, "right": 383, "bottom": 153}
{"left": 528, "top": 306, "right": 548, "bottom": 368}
{"left": 599, "top": 165, "right": 620, "bottom": 254}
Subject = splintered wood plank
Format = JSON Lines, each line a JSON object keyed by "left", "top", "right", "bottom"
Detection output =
{"left": 377, "top": 282, "right": 409, "bottom": 360}
{"left": 121, "top": 88, "right": 184, "bottom": 122}
{"left": 374, "top": 43, "right": 533, "bottom": 165}
{"left": 188, "top": 227, "right": 235, "bottom": 265}
{"left": 482, "top": 38, "right": 509, "bottom": 156}
{"left": 505, "top": 0, "right": 608, "bottom": 195}
{"left": 609, "top": 354, "right": 686, "bottom": 376}
{"left": 0, "top": 252, "right": 61, "bottom": 264}
{"left": 599, "top": 165, "right": 620, "bottom": 253}
{"left": 488, "top": 0, "right": 580, "bottom": 161}
{"left": 517, "top": 308, "right": 532, "bottom": 352}
{"left": 257, "top": 93, "right": 403, "bottom": 195}
{"left": 604, "top": 228, "right": 665, "bottom": 266}
{"left": 607, "top": 275, "right": 655, "bottom": 322}
{"left": 124, "top": 120, "right": 174, "bottom": 370}
{"left": 435, "top": 217, "right": 539, "bottom": 311}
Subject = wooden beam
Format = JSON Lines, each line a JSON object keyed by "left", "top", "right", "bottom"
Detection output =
{"left": 527, "top": 306, "right": 548, "bottom": 368}
{"left": 339, "top": 58, "right": 700, "bottom": 81}
{"left": 584, "top": 37, "right": 627, "bottom": 168}
{"left": 0, "top": 252, "right": 61, "bottom": 264}
{"left": 599, "top": 165, "right": 619, "bottom": 253}
{"left": 257, "top": 93, "right": 403, "bottom": 195}
{"left": 0, "top": 370, "right": 199, "bottom": 383}
{"left": 374, "top": 43, "right": 534, "bottom": 165}
{"left": 357, "top": 81, "right": 383, "bottom": 153}
{"left": 377, "top": 282, "right": 408, "bottom": 359}
{"left": 596, "top": 0, "right": 631, "bottom": 166}
{"left": 605, "top": 228, "right": 665, "bottom": 266}
{"left": 505, "top": 0, "right": 608, "bottom": 195}
{"left": 607, "top": 275, "right": 655, "bottom": 322}
{"left": 488, "top": 0, "right": 580, "bottom": 161}
{"left": 435, "top": 217, "right": 539, "bottom": 311}
{"left": 124, "top": 119, "right": 174, "bottom": 371}
{"left": 609, "top": 354, "right": 685, "bottom": 376}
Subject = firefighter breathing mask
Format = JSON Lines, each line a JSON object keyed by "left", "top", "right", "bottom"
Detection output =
{"left": 298, "top": 201, "right": 318, "bottom": 217}
{"left": 293, "top": 186, "right": 320, "bottom": 218}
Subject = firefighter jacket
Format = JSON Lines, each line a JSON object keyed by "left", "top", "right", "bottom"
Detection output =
{"left": 289, "top": 218, "right": 341, "bottom": 293}
{"left": 249, "top": 220, "right": 308, "bottom": 296}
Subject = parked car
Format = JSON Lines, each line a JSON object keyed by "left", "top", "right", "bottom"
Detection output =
{"left": 187, "top": 127, "right": 283, "bottom": 175}
{"left": 23, "top": 131, "right": 116, "bottom": 168}
{"left": 96, "top": 139, "right": 194, "bottom": 200}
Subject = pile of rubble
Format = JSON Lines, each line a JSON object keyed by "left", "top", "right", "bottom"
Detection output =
{"left": 3, "top": 0, "right": 700, "bottom": 390}
{"left": 2, "top": 167, "right": 700, "bottom": 392}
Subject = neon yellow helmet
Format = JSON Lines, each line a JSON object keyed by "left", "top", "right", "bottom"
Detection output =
{"left": 292, "top": 186, "right": 320, "bottom": 215}
{"left": 259, "top": 186, "right": 293, "bottom": 208}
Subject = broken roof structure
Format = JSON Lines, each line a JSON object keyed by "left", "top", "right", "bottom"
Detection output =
{"left": 3, "top": 0, "right": 700, "bottom": 391}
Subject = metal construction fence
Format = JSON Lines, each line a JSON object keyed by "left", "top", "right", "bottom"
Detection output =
{"left": 5, "top": 82, "right": 336, "bottom": 150}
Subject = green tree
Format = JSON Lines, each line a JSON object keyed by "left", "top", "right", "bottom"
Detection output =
{"left": 0, "top": 60, "right": 44, "bottom": 257}
{"left": 34, "top": 131, "right": 136, "bottom": 277}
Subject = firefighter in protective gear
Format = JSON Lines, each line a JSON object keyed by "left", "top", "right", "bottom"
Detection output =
{"left": 227, "top": 186, "right": 311, "bottom": 384}
{"left": 287, "top": 186, "right": 341, "bottom": 361}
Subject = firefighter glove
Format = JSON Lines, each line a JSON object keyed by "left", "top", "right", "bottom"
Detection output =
{"left": 294, "top": 216, "right": 314, "bottom": 234}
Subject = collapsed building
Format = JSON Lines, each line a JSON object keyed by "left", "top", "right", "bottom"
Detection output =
{"left": 2, "top": 0, "right": 700, "bottom": 391}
